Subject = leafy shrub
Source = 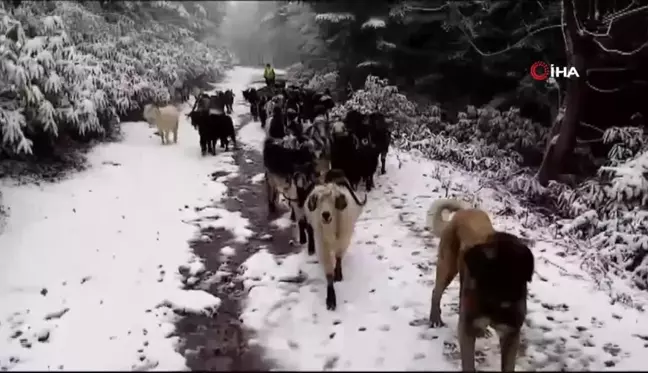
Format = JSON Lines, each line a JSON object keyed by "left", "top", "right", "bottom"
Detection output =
{"left": 284, "top": 62, "right": 315, "bottom": 86}
{"left": 330, "top": 75, "right": 416, "bottom": 127}
{"left": 305, "top": 71, "right": 339, "bottom": 92}
{"left": 552, "top": 127, "right": 648, "bottom": 288}
{"left": 0, "top": 1, "right": 232, "bottom": 156}
{"left": 285, "top": 61, "right": 339, "bottom": 88}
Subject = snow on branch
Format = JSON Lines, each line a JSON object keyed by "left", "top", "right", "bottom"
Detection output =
{"left": 331, "top": 75, "right": 416, "bottom": 126}
{"left": 361, "top": 18, "right": 386, "bottom": 30}
{"left": 405, "top": 3, "right": 450, "bottom": 12}
{"left": 315, "top": 13, "right": 355, "bottom": 23}
{"left": 356, "top": 60, "right": 381, "bottom": 68}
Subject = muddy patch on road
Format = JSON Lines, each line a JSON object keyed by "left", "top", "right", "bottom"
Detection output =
{"left": 175, "top": 115, "right": 301, "bottom": 370}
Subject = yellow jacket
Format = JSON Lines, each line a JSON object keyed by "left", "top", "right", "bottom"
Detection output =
{"left": 263, "top": 66, "right": 275, "bottom": 80}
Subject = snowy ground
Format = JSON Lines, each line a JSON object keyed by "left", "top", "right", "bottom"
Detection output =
{"left": 0, "top": 70, "right": 256, "bottom": 370}
{"left": 3, "top": 66, "right": 648, "bottom": 371}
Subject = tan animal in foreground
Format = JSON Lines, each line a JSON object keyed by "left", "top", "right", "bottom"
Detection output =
{"left": 305, "top": 170, "right": 367, "bottom": 310}
{"left": 143, "top": 103, "right": 180, "bottom": 145}
{"left": 426, "top": 198, "right": 534, "bottom": 371}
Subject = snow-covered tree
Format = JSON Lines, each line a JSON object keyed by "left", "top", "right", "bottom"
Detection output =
{"left": 0, "top": 0, "right": 232, "bottom": 156}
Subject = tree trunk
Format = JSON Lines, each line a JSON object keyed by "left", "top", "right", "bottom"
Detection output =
{"left": 536, "top": 0, "right": 588, "bottom": 186}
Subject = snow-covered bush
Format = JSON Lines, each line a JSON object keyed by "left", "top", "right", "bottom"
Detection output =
{"left": 397, "top": 97, "right": 648, "bottom": 290}
{"left": 0, "top": 1, "right": 232, "bottom": 155}
{"left": 552, "top": 126, "right": 648, "bottom": 288}
{"left": 305, "top": 71, "right": 339, "bottom": 92}
{"left": 396, "top": 98, "right": 648, "bottom": 289}
{"left": 330, "top": 75, "right": 416, "bottom": 127}
{"left": 285, "top": 61, "right": 339, "bottom": 89}
{"left": 285, "top": 62, "right": 315, "bottom": 86}
{"left": 425, "top": 106, "right": 549, "bottom": 166}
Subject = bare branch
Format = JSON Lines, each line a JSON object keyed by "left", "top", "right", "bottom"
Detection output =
{"left": 575, "top": 2, "right": 648, "bottom": 40}
{"left": 580, "top": 121, "right": 605, "bottom": 134}
{"left": 571, "top": 0, "right": 613, "bottom": 38}
{"left": 457, "top": 22, "right": 563, "bottom": 57}
{"left": 568, "top": 0, "right": 648, "bottom": 55}
{"left": 576, "top": 137, "right": 603, "bottom": 144}
{"left": 587, "top": 67, "right": 631, "bottom": 72}
{"left": 586, "top": 81, "right": 623, "bottom": 93}
{"left": 604, "top": 1, "right": 645, "bottom": 23}
{"left": 592, "top": 37, "right": 648, "bottom": 56}
{"left": 405, "top": 3, "right": 450, "bottom": 12}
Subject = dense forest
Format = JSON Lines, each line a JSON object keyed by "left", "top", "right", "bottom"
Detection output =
{"left": 261, "top": 0, "right": 648, "bottom": 290}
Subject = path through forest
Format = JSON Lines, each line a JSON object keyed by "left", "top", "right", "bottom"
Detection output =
{"left": 2, "top": 67, "right": 648, "bottom": 371}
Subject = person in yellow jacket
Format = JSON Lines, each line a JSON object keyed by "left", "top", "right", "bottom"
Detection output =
{"left": 263, "top": 63, "right": 276, "bottom": 87}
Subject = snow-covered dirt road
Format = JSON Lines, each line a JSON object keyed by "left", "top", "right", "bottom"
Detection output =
{"left": 2, "top": 66, "right": 648, "bottom": 371}
{"left": 0, "top": 70, "right": 252, "bottom": 370}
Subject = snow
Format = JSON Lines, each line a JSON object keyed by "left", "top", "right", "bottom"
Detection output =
{"left": 271, "top": 213, "right": 293, "bottom": 230}
{"left": 361, "top": 18, "right": 386, "bottom": 29}
{"left": 251, "top": 172, "right": 265, "bottom": 184}
{"left": 238, "top": 112, "right": 267, "bottom": 151}
{"left": 190, "top": 206, "right": 253, "bottom": 243}
{"left": 315, "top": 13, "right": 356, "bottom": 23}
{"left": 0, "top": 69, "right": 250, "bottom": 370}
{"left": 3, "top": 65, "right": 648, "bottom": 371}
{"left": 235, "top": 79, "right": 648, "bottom": 370}
{"left": 220, "top": 246, "right": 236, "bottom": 257}
{"left": 158, "top": 289, "right": 221, "bottom": 316}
